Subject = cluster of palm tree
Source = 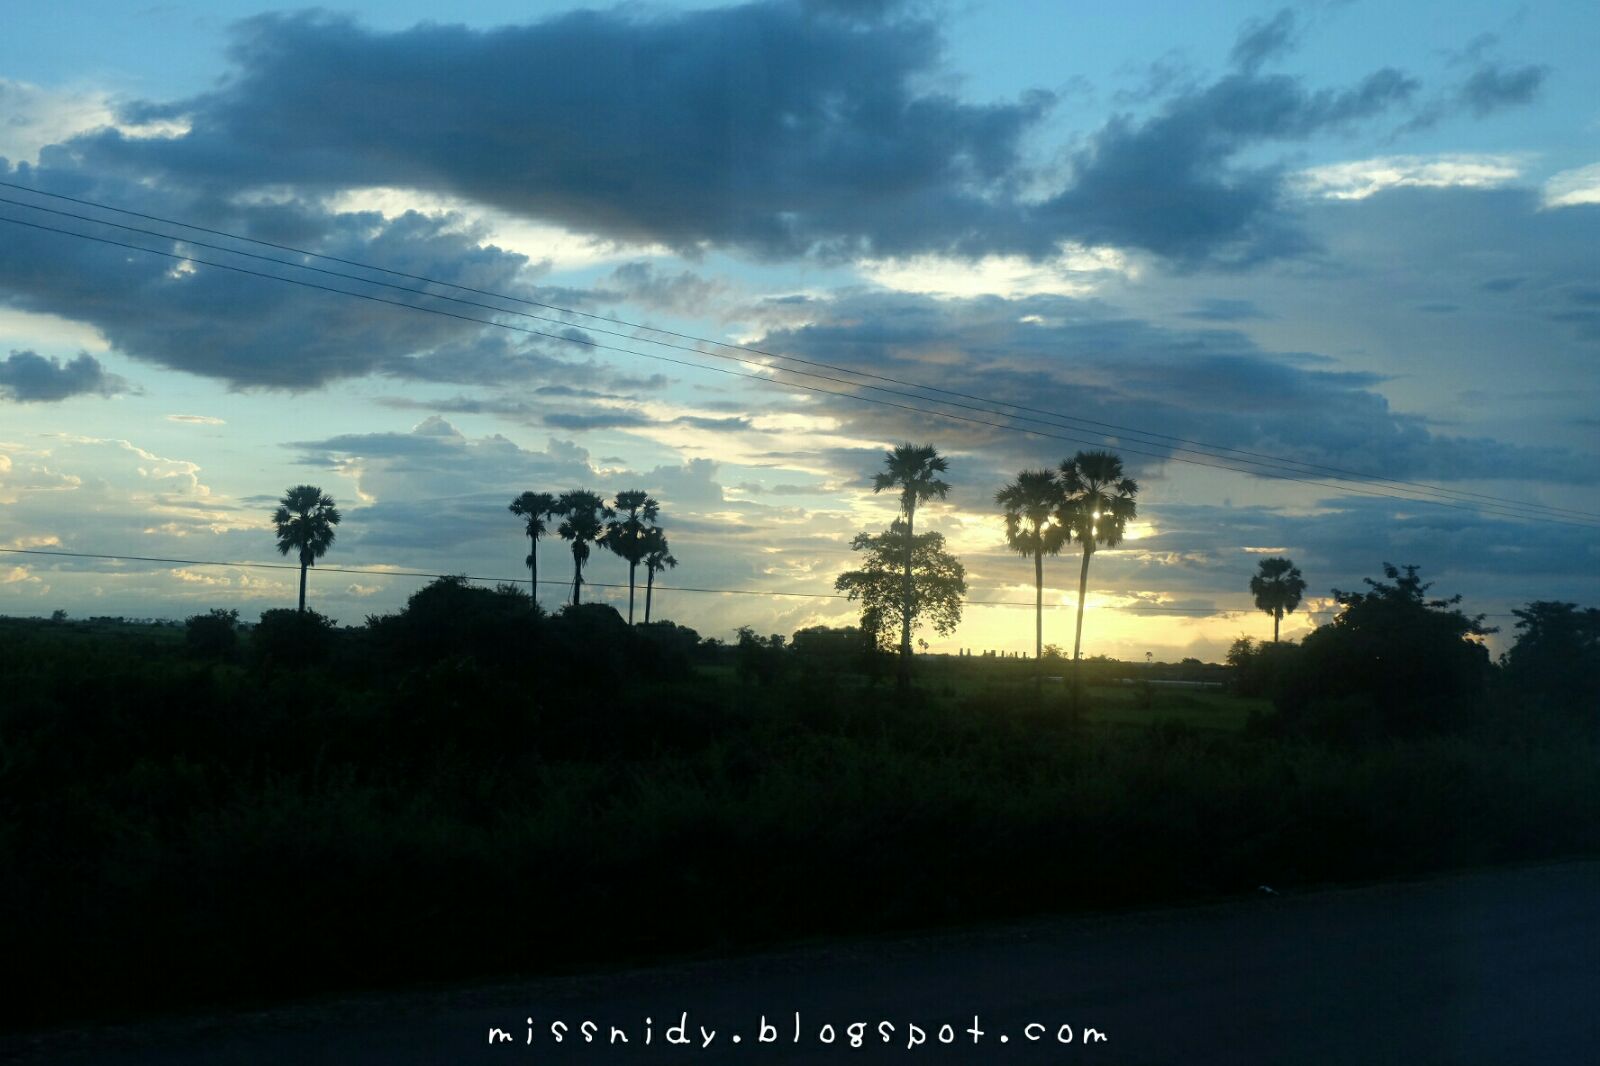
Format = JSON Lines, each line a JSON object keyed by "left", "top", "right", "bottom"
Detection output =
{"left": 996, "top": 450, "right": 1139, "bottom": 687}
{"left": 508, "top": 489, "right": 676, "bottom": 622}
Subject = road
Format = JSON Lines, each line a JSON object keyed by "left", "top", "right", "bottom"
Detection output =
{"left": 7, "top": 861, "right": 1598, "bottom": 1065}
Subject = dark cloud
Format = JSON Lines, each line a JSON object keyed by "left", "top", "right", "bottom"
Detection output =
{"left": 1230, "top": 8, "right": 1297, "bottom": 73}
{"left": 750, "top": 288, "right": 1597, "bottom": 485}
{"left": 1035, "top": 68, "right": 1417, "bottom": 264}
{"left": 53, "top": 3, "right": 1427, "bottom": 267}
{"left": 543, "top": 411, "right": 656, "bottom": 431}
{"left": 604, "top": 262, "right": 725, "bottom": 314}
{"left": 1459, "top": 62, "right": 1548, "bottom": 116}
{"left": 77, "top": 5, "right": 1049, "bottom": 262}
{"left": 0, "top": 166, "right": 544, "bottom": 389}
{"left": 0, "top": 350, "right": 127, "bottom": 402}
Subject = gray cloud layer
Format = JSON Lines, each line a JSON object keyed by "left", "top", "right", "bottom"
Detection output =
{"left": 0, "top": 349, "right": 126, "bottom": 402}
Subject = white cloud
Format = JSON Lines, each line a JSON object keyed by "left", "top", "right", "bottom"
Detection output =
{"left": 321, "top": 186, "right": 672, "bottom": 270}
{"left": 0, "top": 78, "right": 188, "bottom": 164}
{"left": 1542, "top": 162, "right": 1600, "bottom": 209}
{"left": 858, "top": 243, "right": 1135, "bottom": 299}
{"left": 1294, "top": 154, "right": 1524, "bottom": 200}
{"left": 165, "top": 414, "right": 226, "bottom": 425}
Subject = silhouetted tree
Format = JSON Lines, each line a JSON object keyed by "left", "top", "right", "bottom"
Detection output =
{"left": 1276, "top": 563, "right": 1494, "bottom": 740}
{"left": 556, "top": 490, "right": 610, "bottom": 605}
{"left": 872, "top": 443, "right": 951, "bottom": 689}
{"left": 272, "top": 485, "right": 340, "bottom": 613}
{"left": 1502, "top": 601, "right": 1600, "bottom": 714}
{"left": 642, "top": 527, "right": 676, "bottom": 624}
{"left": 996, "top": 468, "right": 1068, "bottom": 687}
{"left": 508, "top": 491, "right": 558, "bottom": 608}
{"left": 835, "top": 519, "right": 966, "bottom": 662}
{"left": 1057, "top": 451, "right": 1137, "bottom": 693}
{"left": 1250, "top": 556, "right": 1306, "bottom": 642}
{"left": 604, "top": 490, "right": 659, "bottom": 624}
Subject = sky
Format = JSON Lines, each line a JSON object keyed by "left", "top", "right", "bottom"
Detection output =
{"left": 1, "top": 0, "right": 1597, "bottom": 660}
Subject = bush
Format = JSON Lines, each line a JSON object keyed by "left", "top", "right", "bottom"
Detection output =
{"left": 1271, "top": 564, "right": 1493, "bottom": 739}
{"left": 251, "top": 608, "right": 337, "bottom": 669}
{"left": 185, "top": 608, "right": 239, "bottom": 660}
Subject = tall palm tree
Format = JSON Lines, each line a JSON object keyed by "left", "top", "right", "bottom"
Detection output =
{"left": 996, "top": 468, "right": 1069, "bottom": 683}
{"left": 555, "top": 489, "right": 609, "bottom": 606}
{"left": 1250, "top": 556, "right": 1306, "bottom": 642}
{"left": 508, "top": 491, "right": 558, "bottom": 609}
{"left": 1058, "top": 451, "right": 1138, "bottom": 687}
{"left": 271, "top": 485, "right": 341, "bottom": 613}
{"left": 642, "top": 527, "right": 677, "bottom": 624}
{"left": 603, "top": 490, "right": 659, "bottom": 624}
{"left": 872, "top": 443, "right": 951, "bottom": 689}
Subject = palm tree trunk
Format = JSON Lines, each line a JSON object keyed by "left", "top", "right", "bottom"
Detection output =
{"left": 1273, "top": 607, "right": 1281, "bottom": 643}
{"left": 529, "top": 535, "right": 538, "bottom": 610}
{"left": 572, "top": 551, "right": 582, "bottom": 606}
{"left": 1034, "top": 548, "right": 1044, "bottom": 694}
{"left": 628, "top": 561, "right": 638, "bottom": 624}
{"left": 645, "top": 567, "right": 655, "bottom": 624}
{"left": 1073, "top": 544, "right": 1092, "bottom": 703}
{"left": 899, "top": 504, "right": 914, "bottom": 690}
{"left": 297, "top": 558, "right": 308, "bottom": 613}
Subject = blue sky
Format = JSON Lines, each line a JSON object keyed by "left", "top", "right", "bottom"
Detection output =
{"left": 2, "top": 0, "right": 1597, "bottom": 658}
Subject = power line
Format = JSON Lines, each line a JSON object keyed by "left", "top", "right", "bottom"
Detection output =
{"left": 5, "top": 211, "right": 1597, "bottom": 532}
{"left": 5, "top": 179, "right": 1594, "bottom": 524}
{"left": 0, "top": 544, "right": 1523, "bottom": 617}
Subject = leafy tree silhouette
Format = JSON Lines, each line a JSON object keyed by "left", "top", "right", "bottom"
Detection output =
{"left": 508, "top": 491, "right": 558, "bottom": 609}
{"left": 1502, "top": 601, "right": 1600, "bottom": 714}
{"left": 835, "top": 519, "right": 966, "bottom": 663}
{"left": 604, "top": 490, "right": 660, "bottom": 624}
{"left": 272, "top": 485, "right": 340, "bottom": 613}
{"left": 872, "top": 443, "right": 951, "bottom": 689}
{"left": 555, "top": 490, "right": 610, "bottom": 606}
{"left": 641, "top": 526, "right": 676, "bottom": 624}
{"left": 1250, "top": 556, "right": 1307, "bottom": 642}
{"left": 996, "top": 468, "right": 1069, "bottom": 688}
{"left": 1058, "top": 451, "right": 1137, "bottom": 694}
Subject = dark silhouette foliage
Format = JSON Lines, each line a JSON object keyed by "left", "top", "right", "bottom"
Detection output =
{"left": 185, "top": 608, "right": 239, "bottom": 660}
{"left": 735, "top": 626, "right": 787, "bottom": 686}
{"left": 1271, "top": 564, "right": 1494, "bottom": 740}
{"left": 1226, "top": 635, "right": 1300, "bottom": 698}
{"left": 251, "top": 607, "right": 338, "bottom": 668}
{"left": 1501, "top": 601, "right": 1600, "bottom": 717}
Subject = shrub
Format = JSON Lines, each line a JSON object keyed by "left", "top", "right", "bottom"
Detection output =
{"left": 251, "top": 608, "right": 337, "bottom": 669}
{"left": 185, "top": 608, "right": 239, "bottom": 660}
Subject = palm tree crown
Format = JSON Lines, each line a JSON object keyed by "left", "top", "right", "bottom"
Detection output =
{"left": 641, "top": 526, "right": 677, "bottom": 625}
{"left": 997, "top": 468, "right": 1069, "bottom": 675}
{"left": 604, "top": 489, "right": 660, "bottom": 623}
{"left": 272, "top": 485, "right": 340, "bottom": 612}
{"left": 509, "top": 490, "right": 558, "bottom": 606}
{"left": 1250, "top": 556, "right": 1306, "bottom": 642}
{"left": 556, "top": 489, "right": 610, "bottom": 605}
{"left": 872, "top": 442, "right": 951, "bottom": 689}
{"left": 1057, "top": 450, "right": 1138, "bottom": 673}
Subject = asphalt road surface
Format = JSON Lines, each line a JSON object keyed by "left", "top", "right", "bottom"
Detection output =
{"left": 9, "top": 861, "right": 1598, "bottom": 1065}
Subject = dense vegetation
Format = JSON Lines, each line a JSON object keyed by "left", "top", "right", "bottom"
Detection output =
{"left": 2, "top": 571, "right": 1595, "bottom": 1030}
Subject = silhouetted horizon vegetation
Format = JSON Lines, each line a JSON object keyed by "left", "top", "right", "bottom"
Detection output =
{"left": 1, "top": 554, "right": 1596, "bottom": 1030}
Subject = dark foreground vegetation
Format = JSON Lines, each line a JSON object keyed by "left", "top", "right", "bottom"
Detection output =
{"left": 2, "top": 574, "right": 1596, "bottom": 1031}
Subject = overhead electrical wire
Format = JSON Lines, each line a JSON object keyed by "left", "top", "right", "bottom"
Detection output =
{"left": 2, "top": 179, "right": 1593, "bottom": 526}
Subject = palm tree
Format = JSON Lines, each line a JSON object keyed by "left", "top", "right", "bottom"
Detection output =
{"left": 1250, "top": 556, "right": 1306, "bottom": 642}
{"left": 872, "top": 443, "right": 951, "bottom": 689}
{"left": 555, "top": 489, "right": 609, "bottom": 605}
{"left": 603, "top": 490, "right": 659, "bottom": 624}
{"left": 271, "top": 485, "right": 341, "bottom": 613}
{"left": 642, "top": 527, "right": 677, "bottom": 624}
{"left": 996, "top": 468, "right": 1069, "bottom": 684}
{"left": 1058, "top": 450, "right": 1138, "bottom": 688}
{"left": 508, "top": 491, "right": 558, "bottom": 609}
